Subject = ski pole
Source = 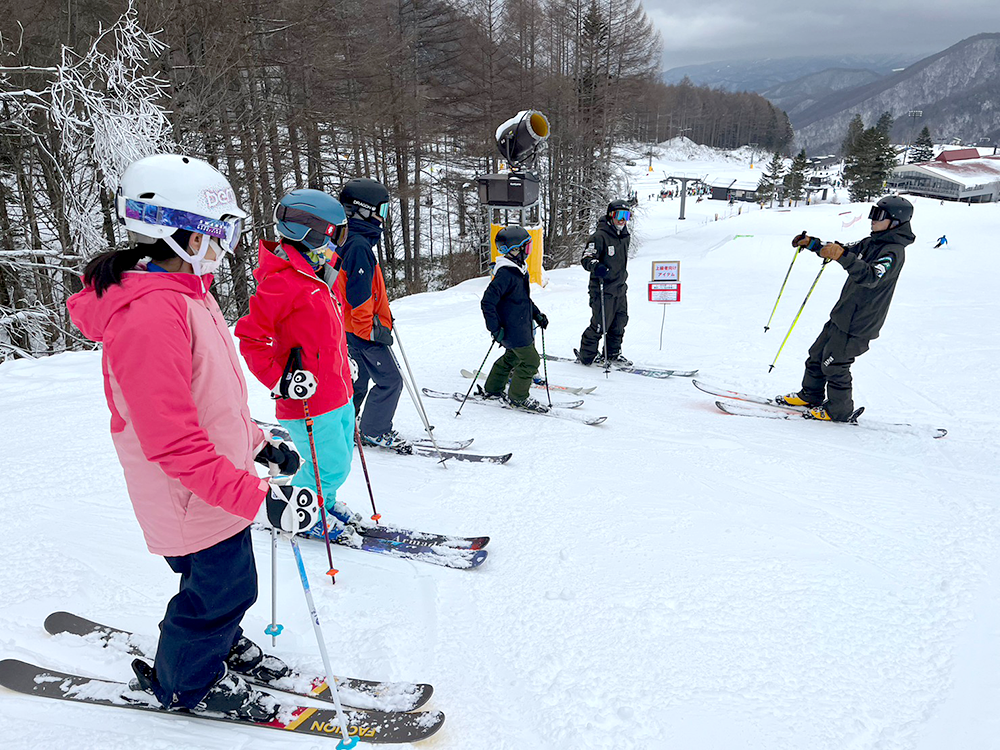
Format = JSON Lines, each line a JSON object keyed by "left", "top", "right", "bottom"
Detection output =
{"left": 763, "top": 246, "right": 803, "bottom": 332}
{"left": 353, "top": 422, "right": 381, "bottom": 524}
{"left": 390, "top": 322, "right": 434, "bottom": 437}
{"left": 302, "top": 399, "right": 339, "bottom": 585}
{"left": 539, "top": 327, "right": 552, "bottom": 408}
{"left": 288, "top": 535, "right": 358, "bottom": 750}
{"left": 456, "top": 339, "right": 496, "bottom": 417}
{"left": 264, "top": 527, "right": 283, "bottom": 647}
{"left": 387, "top": 346, "right": 447, "bottom": 467}
{"left": 768, "top": 259, "right": 829, "bottom": 372}
{"left": 599, "top": 279, "right": 610, "bottom": 378}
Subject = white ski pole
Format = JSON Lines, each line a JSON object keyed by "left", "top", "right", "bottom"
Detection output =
{"left": 288, "top": 535, "right": 358, "bottom": 749}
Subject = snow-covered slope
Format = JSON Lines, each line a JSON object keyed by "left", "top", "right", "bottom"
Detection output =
{"left": 2, "top": 152, "right": 999, "bottom": 750}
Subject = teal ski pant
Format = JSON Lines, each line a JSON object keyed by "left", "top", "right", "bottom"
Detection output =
{"left": 279, "top": 400, "right": 355, "bottom": 511}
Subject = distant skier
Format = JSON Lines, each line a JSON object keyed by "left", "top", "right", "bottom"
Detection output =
{"left": 576, "top": 200, "right": 632, "bottom": 367}
{"left": 480, "top": 225, "right": 550, "bottom": 412}
{"left": 235, "top": 188, "right": 362, "bottom": 541}
{"left": 933, "top": 235, "right": 947, "bottom": 248}
{"left": 777, "top": 195, "right": 915, "bottom": 422}
{"left": 334, "top": 178, "right": 408, "bottom": 451}
{"left": 67, "top": 155, "right": 319, "bottom": 720}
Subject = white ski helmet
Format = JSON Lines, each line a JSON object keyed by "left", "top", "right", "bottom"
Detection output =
{"left": 115, "top": 154, "right": 248, "bottom": 275}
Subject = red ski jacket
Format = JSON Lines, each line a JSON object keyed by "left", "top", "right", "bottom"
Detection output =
{"left": 235, "top": 240, "right": 353, "bottom": 420}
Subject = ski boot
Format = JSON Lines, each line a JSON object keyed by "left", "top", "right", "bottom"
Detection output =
{"left": 507, "top": 395, "right": 550, "bottom": 414}
{"left": 776, "top": 392, "right": 816, "bottom": 408}
{"left": 361, "top": 429, "right": 413, "bottom": 454}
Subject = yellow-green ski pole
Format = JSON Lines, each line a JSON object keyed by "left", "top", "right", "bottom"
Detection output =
{"left": 764, "top": 247, "right": 803, "bottom": 332}
{"left": 768, "top": 259, "right": 829, "bottom": 372}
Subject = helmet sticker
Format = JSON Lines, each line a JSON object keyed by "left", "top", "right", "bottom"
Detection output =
{"left": 203, "top": 187, "right": 237, "bottom": 210}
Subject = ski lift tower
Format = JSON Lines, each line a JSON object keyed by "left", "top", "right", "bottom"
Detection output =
{"left": 477, "top": 110, "right": 549, "bottom": 285}
{"left": 662, "top": 174, "right": 704, "bottom": 220}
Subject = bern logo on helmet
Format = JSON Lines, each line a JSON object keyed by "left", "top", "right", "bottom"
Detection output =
{"left": 203, "top": 187, "right": 236, "bottom": 209}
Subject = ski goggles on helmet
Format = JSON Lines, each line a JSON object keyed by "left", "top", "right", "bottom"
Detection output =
{"left": 868, "top": 205, "right": 892, "bottom": 223}
{"left": 498, "top": 236, "right": 532, "bottom": 257}
{"left": 276, "top": 204, "right": 349, "bottom": 247}
{"left": 347, "top": 202, "right": 390, "bottom": 222}
{"left": 612, "top": 209, "right": 631, "bottom": 222}
{"left": 120, "top": 197, "right": 243, "bottom": 252}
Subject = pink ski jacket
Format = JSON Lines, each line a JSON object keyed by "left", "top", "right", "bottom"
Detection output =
{"left": 67, "top": 269, "right": 269, "bottom": 557}
{"left": 235, "top": 240, "right": 353, "bottom": 420}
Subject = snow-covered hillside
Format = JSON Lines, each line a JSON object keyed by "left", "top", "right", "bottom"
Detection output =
{"left": 2, "top": 150, "right": 999, "bottom": 750}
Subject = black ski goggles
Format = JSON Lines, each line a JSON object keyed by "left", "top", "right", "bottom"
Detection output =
{"left": 347, "top": 202, "right": 390, "bottom": 222}
{"left": 868, "top": 205, "right": 892, "bottom": 223}
{"left": 276, "top": 204, "right": 349, "bottom": 247}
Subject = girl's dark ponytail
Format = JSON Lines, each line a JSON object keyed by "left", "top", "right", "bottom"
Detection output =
{"left": 82, "top": 232, "right": 189, "bottom": 297}
{"left": 83, "top": 247, "right": 147, "bottom": 297}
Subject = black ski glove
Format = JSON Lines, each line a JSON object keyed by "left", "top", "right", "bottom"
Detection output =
{"left": 255, "top": 439, "right": 301, "bottom": 477}
{"left": 266, "top": 484, "right": 320, "bottom": 534}
{"left": 534, "top": 312, "right": 549, "bottom": 329}
{"left": 593, "top": 263, "right": 609, "bottom": 278}
{"left": 491, "top": 328, "right": 505, "bottom": 343}
{"left": 370, "top": 317, "right": 394, "bottom": 347}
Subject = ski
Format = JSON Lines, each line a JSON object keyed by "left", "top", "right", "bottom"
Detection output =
{"left": 542, "top": 353, "right": 698, "bottom": 379}
{"left": 252, "top": 524, "right": 489, "bottom": 569}
{"left": 254, "top": 419, "right": 474, "bottom": 453}
{"left": 692, "top": 379, "right": 811, "bottom": 412}
{"left": 0, "top": 658, "right": 444, "bottom": 744}
{"left": 421, "top": 388, "right": 608, "bottom": 426}
{"left": 42, "top": 611, "right": 433, "bottom": 713}
{"left": 365, "top": 441, "right": 513, "bottom": 465}
{"left": 460, "top": 368, "right": 597, "bottom": 395}
{"left": 356, "top": 524, "right": 489, "bottom": 551}
{"left": 713, "top": 400, "right": 948, "bottom": 439}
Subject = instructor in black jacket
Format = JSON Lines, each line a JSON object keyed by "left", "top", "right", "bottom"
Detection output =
{"left": 778, "top": 195, "right": 915, "bottom": 422}
{"left": 576, "top": 200, "right": 632, "bottom": 366}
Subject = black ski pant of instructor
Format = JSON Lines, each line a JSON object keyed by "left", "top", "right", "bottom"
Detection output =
{"left": 799, "top": 320, "right": 871, "bottom": 421}
{"left": 348, "top": 332, "right": 403, "bottom": 438}
{"left": 578, "top": 287, "right": 628, "bottom": 363}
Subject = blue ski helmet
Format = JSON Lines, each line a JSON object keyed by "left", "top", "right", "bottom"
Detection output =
{"left": 495, "top": 225, "right": 532, "bottom": 263}
{"left": 274, "top": 189, "right": 348, "bottom": 252}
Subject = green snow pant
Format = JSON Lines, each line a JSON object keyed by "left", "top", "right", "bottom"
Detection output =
{"left": 484, "top": 344, "right": 540, "bottom": 402}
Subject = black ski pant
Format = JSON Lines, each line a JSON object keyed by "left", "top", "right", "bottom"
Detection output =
{"left": 799, "top": 320, "right": 870, "bottom": 421}
{"left": 153, "top": 526, "right": 257, "bottom": 709}
{"left": 578, "top": 286, "right": 628, "bottom": 364}
{"left": 348, "top": 333, "right": 403, "bottom": 438}
{"left": 484, "top": 344, "right": 540, "bottom": 402}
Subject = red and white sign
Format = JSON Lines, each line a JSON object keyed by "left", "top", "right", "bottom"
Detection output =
{"left": 648, "top": 282, "right": 681, "bottom": 303}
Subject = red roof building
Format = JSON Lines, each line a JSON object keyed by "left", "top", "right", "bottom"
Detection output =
{"left": 934, "top": 148, "right": 980, "bottom": 162}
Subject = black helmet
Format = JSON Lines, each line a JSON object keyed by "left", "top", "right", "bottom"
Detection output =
{"left": 870, "top": 195, "right": 913, "bottom": 228}
{"left": 607, "top": 199, "right": 631, "bottom": 215}
{"left": 339, "top": 178, "right": 390, "bottom": 223}
{"left": 495, "top": 225, "right": 532, "bottom": 263}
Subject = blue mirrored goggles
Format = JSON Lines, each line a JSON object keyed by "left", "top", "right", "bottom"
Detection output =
{"left": 498, "top": 237, "right": 532, "bottom": 257}
{"left": 120, "top": 198, "right": 243, "bottom": 252}
{"left": 612, "top": 209, "right": 631, "bottom": 222}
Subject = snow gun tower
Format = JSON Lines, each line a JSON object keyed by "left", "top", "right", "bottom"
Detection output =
{"left": 477, "top": 110, "right": 549, "bottom": 284}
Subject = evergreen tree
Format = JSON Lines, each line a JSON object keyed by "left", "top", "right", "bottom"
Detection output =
{"left": 875, "top": 111, "right": 895, "bottom": 137}
{"left": 784, "top": 149, "right": 809, "bottom": 205}
{"left": 910, "top": 126, "right": 934, "bottom": 163}
{"left": 757, "top": 152, "right": 785, "bottom": 207}
{"left": 841, "top": 114, "right": 864, "bottom": 157}
{"left": 844, "top": 126, "right": 898, "bottom": 202}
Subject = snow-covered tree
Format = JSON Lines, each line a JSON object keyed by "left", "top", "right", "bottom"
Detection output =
{"left": 910, "top": 126, "right": 935, "bottom": 163}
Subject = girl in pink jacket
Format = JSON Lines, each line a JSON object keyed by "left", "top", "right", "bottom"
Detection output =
{"left": 67, "top": 154, "right": 318, "bottom": 720}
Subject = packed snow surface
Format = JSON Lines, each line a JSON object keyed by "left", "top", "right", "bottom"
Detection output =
{"left": 2, "top": 149, "right": 999, "bottom": 750}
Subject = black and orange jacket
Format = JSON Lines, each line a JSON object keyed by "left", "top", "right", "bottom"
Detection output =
{"left": 334, "top": 218, "right": 392, "bottom": 341}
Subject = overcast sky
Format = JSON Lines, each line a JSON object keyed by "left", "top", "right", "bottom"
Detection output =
{"left": 646, "top": 0, "right": 1000, "bottom": 72}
